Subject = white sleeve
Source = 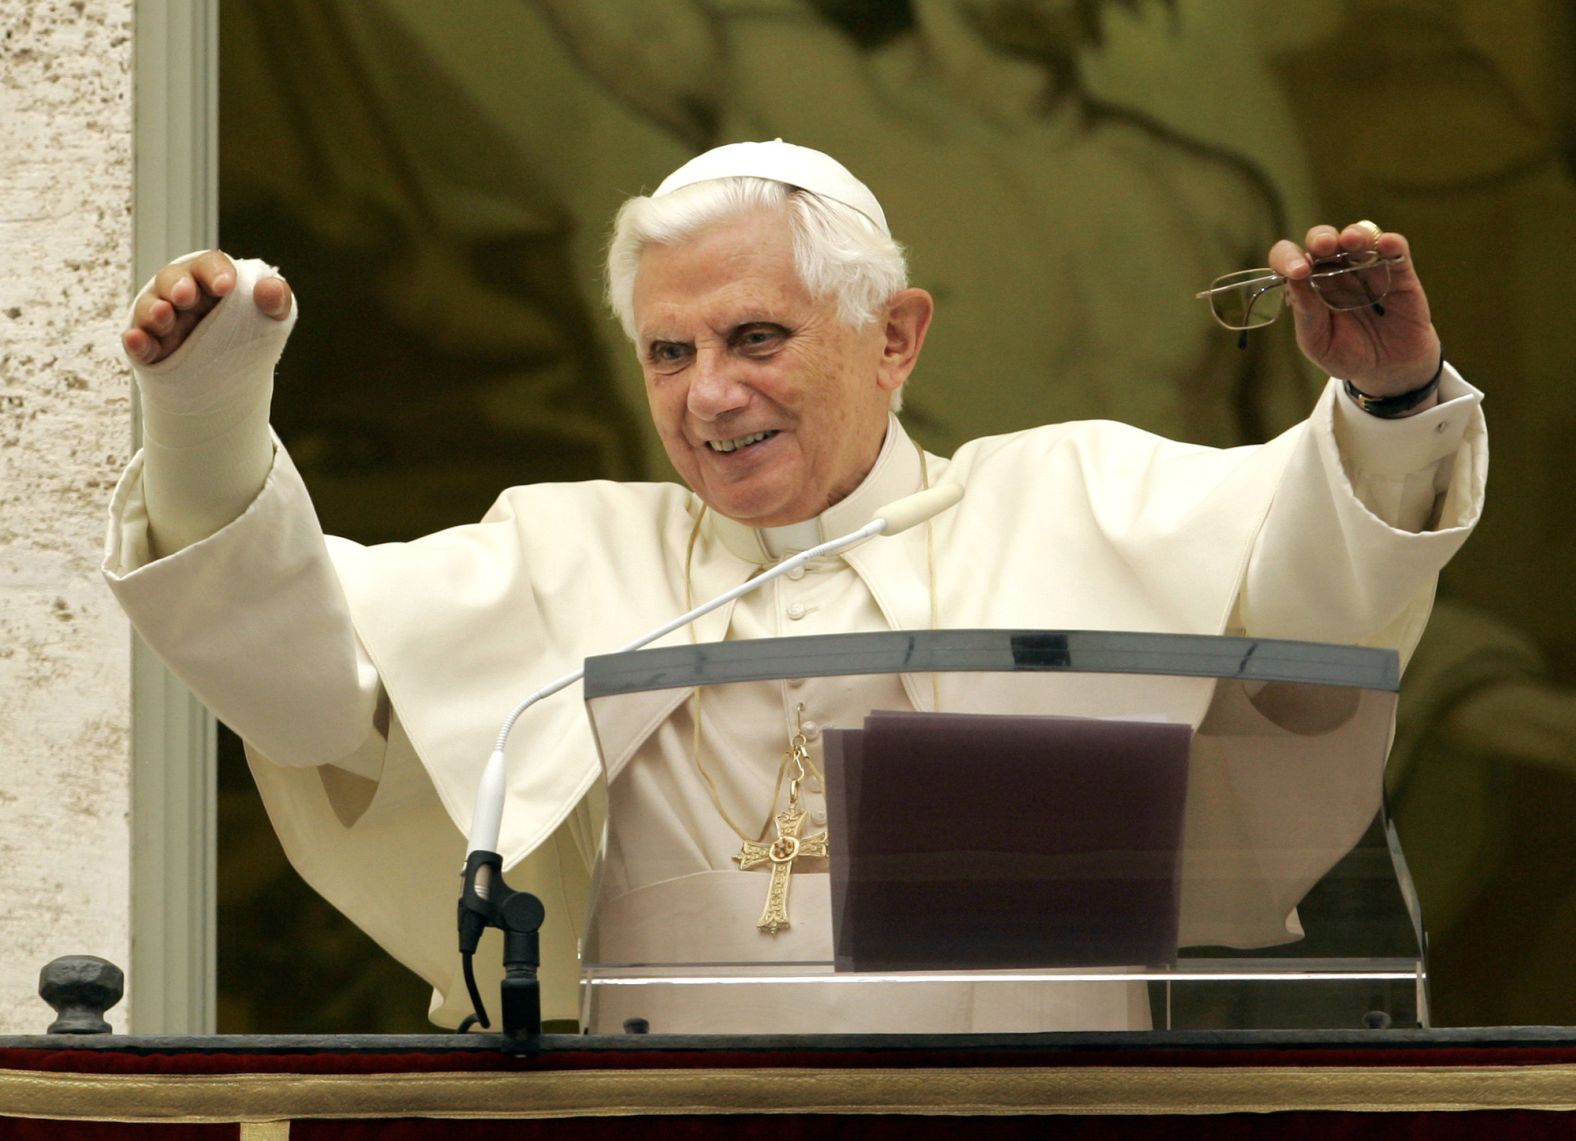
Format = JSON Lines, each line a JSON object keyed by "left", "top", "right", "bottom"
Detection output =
{"left": 103, "top": 438, "right": 384, "bottom": 777}
{"left": 1326, "top": 365, "right": 1483, "bottom": 532}
{"left": 1235, "top": 366, "right": 1487, "bottom": 661}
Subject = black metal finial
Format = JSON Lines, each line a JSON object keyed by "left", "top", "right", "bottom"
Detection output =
{"left": 39, "top": 955, "right": 124, "bottom": 1034}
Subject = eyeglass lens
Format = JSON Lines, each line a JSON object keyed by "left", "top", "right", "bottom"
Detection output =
{"left": 1308, "top": 250, "right": 1393, "bottom": 313}
{"left": 1201, "top": 250, "right": 1396, "bottom": 334}
{"left": 1203, "top": 269, "right": 1286, "bottom": 331}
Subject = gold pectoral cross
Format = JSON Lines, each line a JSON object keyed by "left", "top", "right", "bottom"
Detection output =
{"left": 735, "top": 806, "right": 828, "bottom": 935}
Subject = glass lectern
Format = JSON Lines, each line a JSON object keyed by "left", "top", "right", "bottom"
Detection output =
{"left": 580, "top": 630, "right": 1423, "bottom": 1035}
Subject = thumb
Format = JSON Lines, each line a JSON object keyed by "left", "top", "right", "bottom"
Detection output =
{"left": 252, "top": 274, "right": 293, "bottom": 320}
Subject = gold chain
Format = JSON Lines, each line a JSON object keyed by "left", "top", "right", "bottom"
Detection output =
{"left": 684, "top": 506, "right": 789, "bottom": 843}
{"left": 922, "top": 448, "right": 941, "bottom": 713}
{"left": 682, "top": 437, "right": 940, "bottom": 844}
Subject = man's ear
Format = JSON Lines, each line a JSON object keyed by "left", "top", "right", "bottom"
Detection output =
{"left": 876, "top": 288, "right": 935, "bottom": 393}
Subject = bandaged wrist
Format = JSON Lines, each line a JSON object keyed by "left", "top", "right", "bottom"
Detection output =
{"left": 141, "top": 389, "right": 276, "bottom": 557}
{"left": 132, "top": 256, "right": 296, "bottom": 555}
{"left": 132, "top": 256, "right": 296, "bottom": 440}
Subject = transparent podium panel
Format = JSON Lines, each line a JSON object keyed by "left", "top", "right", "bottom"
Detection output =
{"left": 580, "top": 630, "right": 1422, "bottom": 1035}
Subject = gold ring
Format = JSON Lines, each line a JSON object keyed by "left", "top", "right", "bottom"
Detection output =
{"left": 1353, "top": 219, "right": 1383, "bottom": 244}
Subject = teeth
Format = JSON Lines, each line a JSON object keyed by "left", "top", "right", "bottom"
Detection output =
{"left": 708, "top": 431, "right": 775, "bottom": 453}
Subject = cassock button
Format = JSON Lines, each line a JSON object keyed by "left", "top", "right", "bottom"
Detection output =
{"left": 810, "top": 810, "right": 827, "bottom": 826}
{"left": 786, "top": 565, "right": 806, "bottom": 581}
{"left": 800, "top": 720, "right": 820, "bottom": 740}
{"left": 787, "top": 675, "right": 806, "bottom": 688}
{"left": 786, "top": 602, "right": 807, "bottom": 620}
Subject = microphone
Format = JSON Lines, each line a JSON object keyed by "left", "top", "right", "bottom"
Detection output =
{"left": 874, "top": 484, "right": 963, "bottom": 535}
{"left": 456, "top": 482, "right": 963, "bottom": 1039}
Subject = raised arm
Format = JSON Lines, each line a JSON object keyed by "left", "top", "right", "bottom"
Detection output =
{"left": 122, "top": 251, "right": 295, "bottom": 557}
{"left": 1232, "top": 224, "right": 1484, "bottom": 659}
{"left": 107, "top": 252, "right": 384, "bottom": 774}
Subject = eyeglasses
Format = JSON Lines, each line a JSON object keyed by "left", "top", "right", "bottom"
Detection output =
{"left": 1196, "top": 249, "right": 1408, "bottom": 348}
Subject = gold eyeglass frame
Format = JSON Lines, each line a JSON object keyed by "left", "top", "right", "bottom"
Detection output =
{"left": 1196, "top": 249, "right": 1409, "bottom": 337}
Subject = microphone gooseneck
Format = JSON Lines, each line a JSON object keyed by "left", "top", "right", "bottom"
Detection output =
{"left": 456, "top": 483, "right": 964, "bottom": 1040}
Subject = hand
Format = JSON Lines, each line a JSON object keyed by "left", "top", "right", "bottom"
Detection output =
{"left": 122, "top": 251, "right": 293, "bottom": 366}
{"left": 1268, "top": 223, "right": 1443, "bottom": 404}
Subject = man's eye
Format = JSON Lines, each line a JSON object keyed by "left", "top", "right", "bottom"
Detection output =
{"left": 734, "top": 326, "right": 787, "bottom": 354}
{"left": 647, "top": 343, "right": 691, "bottom": 371}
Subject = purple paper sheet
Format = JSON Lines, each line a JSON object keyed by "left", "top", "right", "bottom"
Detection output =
{"left": 824, "top": 710, "right": 1191, "bottom": 972}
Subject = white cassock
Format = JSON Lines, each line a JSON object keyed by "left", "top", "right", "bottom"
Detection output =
{"left": 102, "top": 295, "right": 1486, "bottom": 1032}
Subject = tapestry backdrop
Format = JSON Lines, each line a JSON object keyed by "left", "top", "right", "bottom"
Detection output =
{"left": 215, "top": 0, "right": 1576, "bottom": 1031}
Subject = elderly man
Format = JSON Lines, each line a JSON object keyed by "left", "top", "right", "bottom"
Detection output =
{"left": 107, "top": 142, "right": 1484, "bottom": 1033}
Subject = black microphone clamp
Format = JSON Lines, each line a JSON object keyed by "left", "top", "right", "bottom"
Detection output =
{"left": 458, "top": 850, "right": 545, "bottom": 1049}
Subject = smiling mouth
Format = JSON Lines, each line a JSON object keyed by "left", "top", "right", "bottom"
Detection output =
{"left": 706, "top": 430, "right": 779, "bottom": 454}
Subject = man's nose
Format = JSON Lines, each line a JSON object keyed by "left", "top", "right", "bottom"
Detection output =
{"left": 686, "top": 349, "right": 750, "bottom": 419}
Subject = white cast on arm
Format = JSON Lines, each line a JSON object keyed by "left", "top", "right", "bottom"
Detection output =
{"left": 117, "top": 257, "right": 386, "bottom": 779}
{"left": 132, "top": 256, "right": 295, "bottom": 557}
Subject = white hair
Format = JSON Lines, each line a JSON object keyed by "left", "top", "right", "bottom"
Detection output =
{"left": 605, "top": 177, "right": 912, "bottom": 410}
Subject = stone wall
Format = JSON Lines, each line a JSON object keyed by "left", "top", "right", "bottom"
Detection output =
{"left": 0, "top": 0, "right": 134, "bottom": 1032}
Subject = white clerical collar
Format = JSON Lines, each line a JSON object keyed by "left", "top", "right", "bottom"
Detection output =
{"left": 709, "top": 416, "right": 922, "bottom": 564}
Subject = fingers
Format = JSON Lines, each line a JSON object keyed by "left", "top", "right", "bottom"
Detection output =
{"left": 1301, "top": 222, "right": 1378, "bottom": 259}
{"left": 1267, "top": 238, "right": 1310, "bottom": 281}
{"left": 1296, "top": 220, "right": 1410, "bottom": 262}
{"left": 178, "top": 249, "right": 238, "bottom": 300}
{"left": 126, "top": 251, "right": 231, "bottom": 365}
{"left": 1372, "top": 227, "right": 1411, "bottom": 265}
{"left": 1268, "top": 220, "right": 1391, "bottom": 278}
{"left": 148, "top": 250, "right": 235, "bottom": 315}
{"left": 1269, "top": 222, "right": 1416, "bottom": 308}
{"left": 252, "top": 274, "right": 294, "bottom": 320}
{"left": 123, "top": 251, "right": 289, "bottom": 366}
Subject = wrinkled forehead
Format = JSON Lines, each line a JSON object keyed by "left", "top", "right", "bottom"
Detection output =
{"left": 632, "top": 210, "right": 815, "bottom": 331}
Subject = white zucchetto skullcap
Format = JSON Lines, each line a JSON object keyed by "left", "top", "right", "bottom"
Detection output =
{"left": 652, "top": 139, "right": 889, "bottom": 236}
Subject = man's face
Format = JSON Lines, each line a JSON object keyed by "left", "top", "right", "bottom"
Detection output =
{"left": 632, "top": 209, "right": 898, "bottom": 527}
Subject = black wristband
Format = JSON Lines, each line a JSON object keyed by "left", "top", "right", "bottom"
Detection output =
{"left": 1343, "top": 353, "right": 1445, "bottom": 418}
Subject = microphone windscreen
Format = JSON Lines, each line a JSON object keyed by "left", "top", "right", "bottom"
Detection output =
{"left": 876, "top": 484, "right": 963, "bottom": 534}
